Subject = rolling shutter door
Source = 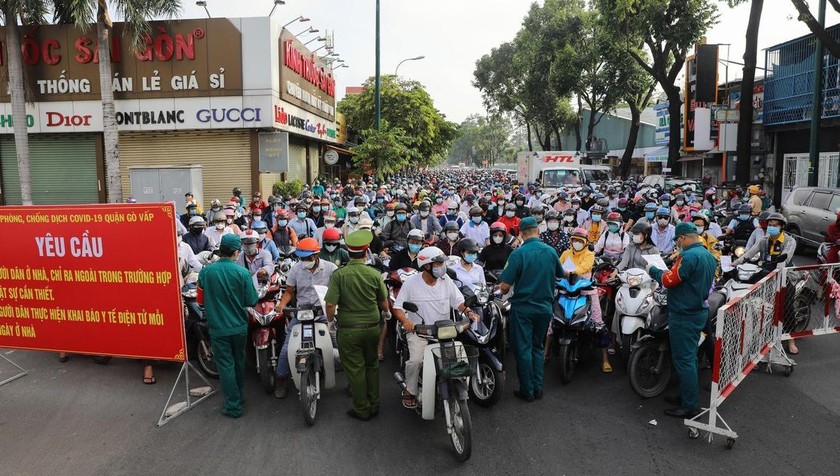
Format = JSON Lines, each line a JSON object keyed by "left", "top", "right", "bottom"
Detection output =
{"left": 287, "top": 140, "right": 307, "bottom": 182}
{"left": 0, "top": 135, "right": 99, "bottom": 205}
{"left": 119, "top": 131, "right": 251, "bottom": 208}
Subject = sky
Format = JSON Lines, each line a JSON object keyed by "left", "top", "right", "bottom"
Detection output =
{"left": 173, "top": 0, "right": 840, "bottom": 124}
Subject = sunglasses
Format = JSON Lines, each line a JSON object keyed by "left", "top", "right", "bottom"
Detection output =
{"left": 300, "top": 255, "right": 317, "bottom": 262}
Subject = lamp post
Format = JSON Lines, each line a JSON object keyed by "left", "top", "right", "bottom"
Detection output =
{"left": 282, "top": 15, "right": 308, "bottom": 28}
{"left": 195, "top": 1, "right": 210, "bottom": 18}
{"left": 808, "top": 0, "right": 827, "bottom": 186}
{"left": 374, "top": 0, "right": 381, "bottom": 131}
{"left": 269, "top": 0, "right": 286, "bottom": 17}
{"left": 395, "top": 55, "right": 425, "bottom": 76}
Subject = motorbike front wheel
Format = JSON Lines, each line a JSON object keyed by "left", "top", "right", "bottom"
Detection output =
{"left": 469, "top": 361, "right": 503, "bottom": 407}
{"left": 258, "top": 347, "right": 275, "bottom": 394}
{"left": 558, "top": 344, "right": 576, "bottom": 384}
{"left": 300, "top": 364, "right": 318, "bottom": 426}
{"left": 447, "top": 397, "right": 473, "bottom": 462}
{"left": 629, "top": 343, "right": 671, "bottom": 398}
{"left": 195, "top": 336, "right": 219, "bottom": 379}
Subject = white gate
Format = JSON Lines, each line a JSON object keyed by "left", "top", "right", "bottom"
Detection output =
{"left": 782, "top": 153, "right": 810, "bottom": 204}
{"left": 818, "top": 152, "right": 840, "bottom": 189}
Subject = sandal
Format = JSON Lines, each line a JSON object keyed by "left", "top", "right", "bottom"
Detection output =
{"left": 401, "top": 391, "right": 417, "bottom": 409}
{"left": 601, "top": 361, "right": 613, "bottom": 373}
{"left": 143, "top": 376, "right": 157, "bottom": 385}
{"left": 58, "top": 353, "right": 70, "bottom": 363}
{"left": 787, "top": 342, "right": 799, "bottom": 355}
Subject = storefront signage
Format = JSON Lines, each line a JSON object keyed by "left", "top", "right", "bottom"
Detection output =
{"left": 654, "top": 102, "right": 670, "bottom": 146}
{"left": 279, "top": 29, "right": 336, "bottom": 121}
{"left": 0, "top": 18, "right": 243, "bottom": 102}
{"left": 323, "top": 149, "right": 339, "bottom": 165}
{"left": 684, "top": 54, "right": 714, "bottom": 151}
{"left": 273, "top": 102, "right": 337, "bottom": 141}
{"left": 258, "top": 131, "right": 289, "bottom": 173}
{"left": 0, "top": 203, "right": 186, "bottom": 361}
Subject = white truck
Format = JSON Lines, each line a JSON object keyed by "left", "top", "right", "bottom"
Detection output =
{"left": 516, "top": 151, "right": 613, "bottom": 193}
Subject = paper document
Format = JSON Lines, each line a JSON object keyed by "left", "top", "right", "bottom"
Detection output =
{"left": 562, "top": 258, "right": 577, "bottom": 274}
{"left": 642, "top": 254, "right": 668, "bottom": 271}
{"left": 720, "top": 255, "right": 734, "bottom": 273}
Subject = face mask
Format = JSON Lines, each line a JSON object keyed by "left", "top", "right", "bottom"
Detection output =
{"left": 661, "top": 201, "right": 670, "bottom": 207}
{"left": 325, "top": 244, "right": 338, "bottom": 252}
{"left": 676, "top": 200, "right": 684, "bottom": 206}
{"left": 387, "top": 211, "right": 395, "bottom": 217}
{"left": 608, "top": 224, "right": 619, "bottom": 233}
{"left": 492, "top": 235, "right": 504, "bottom": 244}
{"left": 431, "top": 265, "right": 447, "bottom": 279}
{"left": 408, "top": 243, "right": 422, "bottom": 253}
{"left": 516, "top": 201, "right": 524, "bottom": 207}
{"left": 253, "top": 215, "right": 262, "bottom": 221}
{"left": 277, "top": 219, "right": 288, "bottom": 227}
{"left": 396, "top": 213, "right": 407, "bottom": 222}
{"left": 695, "top": 225, "right": 705, "bottom": 234}
{"left": 645, "top": 212, "right": 655, "bottom": 220}
{"left": 301, "top": 259, "right": 317, "bottom": 270}
{"left": 226, "top": 218, "right": 234, "bottom": 225}
{"left": 325, "top": 221, "right": 335, "bottom": 228}
{"left": 297, "top": 212, "right": 306, "bottom": 219}
{"left": 581, "top": 192, "right": 589, "bottom": 197}
{"left": 435, "top": 198, "right": 443, "bottom": 204}
{"left": 572, "top": 241, "right": 585, "bottom": 252}
{"left": 563, "top": 215, "right": 574, "bottom": 223}
{"left": 767, "top": 225, "right": 781, "bottom": 236}
{"left": 547, "top": 221, "right": 560, "bottom": 231}
{"left": 572, "top": 204, "right": 580, "bottom": 210}
{"left": 471, "top": 216, "right": 482, "bottom": 224}
{"left": 349, "top": 216, "right": 359, "bottom": 224}
{"left": 464, "top": 253, "right": 477, "bottom": 264}
{"left": 447, "top": 232, "right": 459, "bottom": 241}
{"left": 258, "top": 233, "right": 267, "bottom": 240}
{"left": 591, "top": 214, "right": 601, "bottom": 222}
{"left": 632, "top": 234, "right": 644, "bottom": 245}
{"left": 243, "top": 244, "right": 258, "bottom": 256}
{"left": 420, "top": 211, "right": 430, "bottom": 218}
{"left": 657, "top": 218, "right": 669, "bottom": 227}
{"left": 498, "top": 200, "right": 506, "bottom": 207}
{"left": 190, "top": 227, "right": 203, "bottom": 235}
{"left": 505, "top": 211, "right": 515, "bottom": 218}
{"left": 312, "top": 207, "right": 321, "bottom": 213}
{"left": 215, "top": 223, "right": 225, "bottom": 230}
{"left": 533, "top": 214, "right": 544, "bottom": 223}
{"left": 739, "top": 214, "right": 750, "bottom": 221}
{"left": 189, "top": 210, "right": 197, "bottom": 216}
{"left": 252, "top": 197, "right": 259, "bottom": 203}
{"left": 377, "top": 198, "right": 384, "bottom": 204}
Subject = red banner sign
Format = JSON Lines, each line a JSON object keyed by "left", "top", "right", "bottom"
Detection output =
{"left": 0, "top": 203, "right": 186, "bottom": 361}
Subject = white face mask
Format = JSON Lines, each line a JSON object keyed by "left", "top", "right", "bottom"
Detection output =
{"left": 696, "top": 225, "right": 706, "bottom": 234}
{"left": 572, "top": 204, "right": 580, "bottom": 210}
{"left": 325, "top": 244, "right": 338, "bottom": 252}
{"left": 492, "top": 235, "right": 504, "bottom": 244}
{"left": 386, "top": 211, "right": 395, "bottom": 217}
{"left": 215, "top": 223, "right": 225, "bottom": 230}
{"left": 547, "top": 221, "right": 560, "bottom": 231}
{"left": 301, "top": 259, "right": 317, "bottom": 270}
{"left": 505, "top": 211, "right": 515, "bottom": 218}
{"left": 349, "top": 216, "right": 359, "bottom": 224}
{"left": 632, "top": 234, "right": 644, "bottom": 245}
{"left": 657, "top": 218, "right": 669, "bottom": 227}
{"left": 420, "top": 211, "right": 429, "bottom": 218}
{"left": 446, "top": 232, "right": 459, "bottom": 241}
{"left": 325, "top": 222, "right": 335, "bottom": 228}
{"left": 226, "top": 218, "right": 233, "bottom": 225}
{"left": 572, "top": 241, "right": 585, "bottom": 251}
{"left": 563, "top": 215, "right": 574, "bottom": 223}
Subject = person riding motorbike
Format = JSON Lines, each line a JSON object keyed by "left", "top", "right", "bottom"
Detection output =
{"left": 290, "top": 203, "right": 317, "bottom": 239}
{"left": 725, "top": 204, "right": 756, "bottom": 242}
{"left": 479, "top": 222, "right": 514, "bottom": 270}
{"left": 314, "top": 211, "right": 338, "bottom": 245}
{"left": 672, "top": 193, "right": 692, "bottom": 223}
{"left": 539, "top": 210, "right": 570, "bottom": 257}
{"left": 411, "top": 201, "right": 443, "bottom": 242}
{"left": 180, "top": 201, "right": 200, "bottom": 229}
{"left": 204, "top": 198, "right": 224, "bottom": 225}
{"left": 204, "top": 211, "right": 234, "bottom": 249}
{"left": 652, "top": 207, "right": 676, "bottom": 254}
{"left": 594, "top": 211, "right": 629, "bottom": 260}
{"left": 581, "top": 205, "right": 606, "bottom": 245}
{"left": 235, "top": 229, "right": 275, "bottom": 280}
{"left": 319, "top": 227, "right": 349, "bottom": 267}
{"left": 498, "top": 203, "right": 521, "bottom": 236}
{"left": 184, "top": 216, "right": 212, "bottom": 254}
{"left": 460, "top": 206, "right": 490, "bottom": 245}
{"left": 452, "top": 238, "right": 486, "bottom": 288}
{"left": 392, "top": 246, "right": 479, "bottom": 409}
{"left": 437, "top": 221, "right": 462, "bottom": 256}
{"left": 389, "top": 229, "right": 425, "bottom": 271}
{"left": 531, "top": 205, "right": 547, "bottom": 233}
{"left": 252, "top": 220, "right": 279, "bottom": 262}
{"left": 692, "top": 212, "right": 720, "bottom": 261}
{"left": 617, "top": 222, "right": 661, "bottom": 271}
{"left": 746, "top": 210, "right": 770, "bottom": 251}
{"left": 309, "top": 200, "right": 325, "bottom": 228}
{"left": 271, "top": 209, "right": 299, "bottom": 252}
{"left": 381, "top": 203, "right": 414, "bottom": 253}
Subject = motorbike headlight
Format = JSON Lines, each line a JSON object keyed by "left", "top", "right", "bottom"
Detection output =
{"left": 182, "top": 289, "right": 197, "bottom": 299}
{"left": 627, "top": 275, "right": 643, "bottom": 287}
{"left": 436, "top": 325, "right": 458, "bottom": 340}
{"left": 297, "top": 310, "right": 315, "bottom": 322}
{"left": 734, "top": 246, "right": 745, "bottom": 258}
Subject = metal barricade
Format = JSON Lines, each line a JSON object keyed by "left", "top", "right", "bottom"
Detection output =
{"left": 779, "top": 263, "right": 840, "bottom": 340}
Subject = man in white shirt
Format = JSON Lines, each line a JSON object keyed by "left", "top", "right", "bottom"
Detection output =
{"left": 204, "top": 211, "right": 233, "bottom": 249}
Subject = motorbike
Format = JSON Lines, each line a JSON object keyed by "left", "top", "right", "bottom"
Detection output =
{"left": 182, "top": 273, "right": 218, "bottom": 379}
{"left": 457, "top": 281, "right": 505, "bottom": 407}
{"left": 628, "top": 287, "right": 672, "bottom": 398}
{"left": 247, "top": 270, "right": 285, "bottom": 394}
{"left": 592, "top": 256, "right": 620, "bottom": 348}
{"left": 285, "top": 302, "right": 336, "bottom": 426}
{"left": 614, "top": 267, "right": 658, "bottom": 360}
{"left": 550, "top": 274, "right": 599, "bottom": 384}
{"left": 384, "top": 267, "right": 419, "bottom": 359}
{"left": 393, "top": 302, "right": 477, "bottom": 462}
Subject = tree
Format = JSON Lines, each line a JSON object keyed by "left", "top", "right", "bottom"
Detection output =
{"left": 349, "top": 124, "right": 415, "bottom": 179}
{"left": 730, "top": 0, "right": 764, "bottom": 184}
{"left": 598, "top": 0, "right": 719, "bottom": 170}
{"left": 447, "top": 114, "right": 516, "bottom": 166}
{"left": 1, "top": 0, "right": 48, "bottom": 205}
{"left": 790, "top": 0, "right": 840, "bottom": 58}
{"left": 53, "top": 0, "right": 182, "bottom": 203}
{"left": 615, "top": 46, "right": 657, "bottom": 178}
{"left": 338, "top": 75, "right": 457, "bottom": 167}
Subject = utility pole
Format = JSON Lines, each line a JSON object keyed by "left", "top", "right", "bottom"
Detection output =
{"left": 374, "top": 0, "right": 381, "bottom": 131}
{"left": 808, "top": 0, "right": 826, "bottom": 186}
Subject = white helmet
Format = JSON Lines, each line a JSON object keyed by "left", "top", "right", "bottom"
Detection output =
{"left": 407, "top": 229, "right": 425, "bottom": 241}
{"left": 417, "top": 246, "right": 447, "bottom": 268}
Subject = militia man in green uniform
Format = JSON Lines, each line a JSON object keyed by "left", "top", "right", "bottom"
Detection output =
{"left": 197, "top": 233, "right": 258, "bottom": 418}
{"left": 325, "top": 230, "right": 390, "bottom": 421}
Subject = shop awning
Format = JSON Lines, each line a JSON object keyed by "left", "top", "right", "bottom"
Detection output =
{"left": 326, "top": 144, "right": 355, "bottom": 155}
{"left": 677, "top": 155, "right": 704, "bottom": 163}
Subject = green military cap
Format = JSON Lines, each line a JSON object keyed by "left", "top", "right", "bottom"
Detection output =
{"left": 519, "top": 216, "right": 538, "bottom": 231}
{"left": 220, "top": 233, "right": 242, "bottom": 252}
{"left": 674, "top": 222, "right": 698, "bottom": 238}
{"left": 346, "top": 230, "right": 373, "bottom": 252}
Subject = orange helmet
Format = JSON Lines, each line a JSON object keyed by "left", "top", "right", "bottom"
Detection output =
{"left": 295, "top": 238, "right": 320, "bottom": 258}
{"left": 323, "top": 228, "right": 341, "bottom": 242}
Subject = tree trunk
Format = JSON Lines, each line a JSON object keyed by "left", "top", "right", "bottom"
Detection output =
{"left": 619, "top": 105, "right": 641, "bottom": 178}
{"left": 574, "top": 97, "right": 583, "bottom": 152}
{"left": 526, "top": 121, "right": 533, "bottom": 151}
{"left": 543, "top": 128, "right": 551, "bottom": 151}
{"left": 736, "top": 0, "right": 764, "bottom": 184}
{"left": 666, "top": 87, "right": 683, "bottom": 171}
{"left": 551, "top": 121, "right": 562, "bottom": 150}
{"left": 98, "top": 2, "right": 121, "bottom": 203}
{"left": 5, "top": 9, "right": 32, "bottom": 205}
{"left": 586, "top": 109, "right": 598, "bottom": 150}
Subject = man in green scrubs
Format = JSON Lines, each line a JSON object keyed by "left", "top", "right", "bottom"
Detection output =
{"left": 198, "top": 233, "right": 258, "bottom": 418}
{"left": 325, "top": 230, "right": 390, "bottom": 421}
{"left": 499, "top": 217, "right": 564, "bottom": 402}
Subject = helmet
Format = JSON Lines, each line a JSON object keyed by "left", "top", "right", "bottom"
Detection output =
{"left": 606, "top": 212, "right": 621, "bottom": 223}
{"left": 232, "top": 187, "right": 241, "bottom": 196}
{"left": 570, "top": 227, "right": 588, "bottom": 241}
{"left": 210, "top": 199, "right": 222, "bottom": 208}
{"left": 581, "top": 185, "right": 592, "bottom": 194}
{"left": 701, "top": 209, "right": 714, "bottom": 220}
{"left": 545, "top": 210, "right": 559, "bottom": 221}
{"left": 323, "top": 228, "right": 341, "bottom": 243}
{"left": 407, "top": 229, "right": 425, "bottom": 241}
{"left": 185, "top": 200, "right": 197, "bottom": 210}
{"left": 656, "top": 207, "right": 670, "bottom": 217}
{"left": 558, "top": 191, "right": 568, "bottom": 200}
{"left": 490, "top": 222, "right": 507, "bottom": 234}
{"left": 675, "top": 193, "right": 685, "bottom": 201}
{"left": 469, "top": 206, "right": 483, "bottom": 216}
{"left": 530, "top": 204, "right": 545, "bottom": 214}
{"left": 630, "top": 221, "right": 652, "bottom": 236}
{"left": 213, "top": 211, "right": 227, "bottom": 222}
{"left": 758, "top": 211, "right": 771, "bottom": 221}
{"left": 748, "top": 185, "right": 760, "bottom": 195}
{"left": 276, "top": 209, "right": 290, "bottom": 219}
{"left": 458, "top": 238, "right": 480, "bottom": 253}
{"left": 394, "top": 203, "right": 408, "bottom": 212}
{"left": 660, "top": 193, "right": 671, "bottom": 201}
{"left": 766, "top": 212, "right": 786, "bottom": 227}
{"left": 591, "top": 205, "right": 604, "bottom": 214}
{"left": 251, "top": 221, "right": 268, "bottom": 234}
{"left": 738, "top": 204, "right": 752, "bottom": 214}
{"left": 126, "top": 196, "right": 137, "bottom": 204}
{"left": 644, "top": 202, "right": 658, "bottom": 212}
{"left": 597, "top": 197, "right": 609, "bottom": 208}
{"left": 240, "top": 229, "right": 260, "bottom": 245}
{"left": 444, "top": 221, "right": 460, "bottom": 232}
{"left": 295, "top": 238, "right": 321, "bottom": 257}
{"left": 188, "top": 216, "right": 205, "bottom": 227}
{"left": 705, "top": 187, "right": 716, "bottom": 196}
{"left": 417, "top": 246, "right": 447, "bottom": 268}
{"left": 691, "top": 212, "right": 709, "bottom": 226}
{"left": 253, "top": 191, "right": 262, "bottom": 198}
{"left": 618, "top": 198, "right": 628, "bottom": 207}
{"left": 570, "top": 196, "right": 581, "bottom": 203}
{"left": 386, "top": 202, "right": 396, "bottom": 210}
{"left": 505, "top": 203, "right": 517, "bottom": 211}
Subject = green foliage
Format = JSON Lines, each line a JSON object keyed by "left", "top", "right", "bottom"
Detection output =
{"left": 273, "top": 179, "right": 304, "bottom": 199}
{"left": 447, "top": 114, "right": 517, "bottom": 166}
{"left": 349, "top": 123, "right": 416, "bottom": 179}
{"left": 337, "top": 76, "right": 457, "bottom": 168}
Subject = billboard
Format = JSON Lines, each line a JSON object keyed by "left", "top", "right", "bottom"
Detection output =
{"left": 279, "top": 28, "right": 336, "bottom": 121}
{"left": 0, "top": 203, "right": 186, "bottom": 361}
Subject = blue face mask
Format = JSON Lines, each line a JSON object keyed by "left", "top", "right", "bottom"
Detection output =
{"left": 676, "top": 200, "right": 685, "bottom": 206}
{"left": 408, "top": 243, "right": 421, "bottom": 253}
{"left": 618, "top": 207, "right": 626, "bottom": 212}
{"left": 767, "top": 225, "right": 781, "bottom": 236}
{"left": 396, "top": 213, "right": 407, "bottom": 222}
{"left": 661, "top": 201, "right": 670, "bottom": 207}
{"left": 608, "top": 224, "right": 619, "bottom": 233}
{"left": 591, "top": 214, "right": 601, "bottom": 222}
{"left": 472, "top": 216, "right": 482, "bottom": 224}
{"left": 464, "top": 253, "right": 477, "bottom": 264}
{"left": 645, "top": 212, "right": 655, "bottom": 220}
{"left": 277, "top": 219, "right": 288, "bottom": 227}
{"left": 739, "top": 214, "right": 751, "bottom": 221}
{"left": 297, "top": 211, "right": 306, "bottom": 219}
{"left": 377, "top": 198, "right": 384, "bottom": 204}
{"left": 312, "top": 206, "right": 321, "bottom": 213}
{"left": 188, "top": 209, "right": 197, "bottom": 215}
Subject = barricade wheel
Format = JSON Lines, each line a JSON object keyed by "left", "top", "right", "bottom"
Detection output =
{"left": 783, "top": 365, "right": 793, "bottom": 377}
{"left": 726, "top": 437, "right": 736, "bottom": 449}
{"left": 688, "top": 428, "right": 700, "bottom": 439}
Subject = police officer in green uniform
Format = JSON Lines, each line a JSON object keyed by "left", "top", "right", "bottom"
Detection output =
{"left": 325, "top": 230, "right": 390, "bottom": 421}
{"left": 197, "top": 233, "right": 259, "bottom": 418}
{"left": 647, "top": 222, "right": 717, "bottom": 418}
{"left": 499, "top": 217, "right": 564, "bottom": 402}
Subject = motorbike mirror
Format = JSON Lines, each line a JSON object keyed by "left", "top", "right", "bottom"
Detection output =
{"left": 588, "top": 243, "right": 595, "bottom": 252}
{"left": 402, "top": 302, "right": 419, "bottom": 313}
{"left": 820, "top": 230, "right": 828, "bottom": 237}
